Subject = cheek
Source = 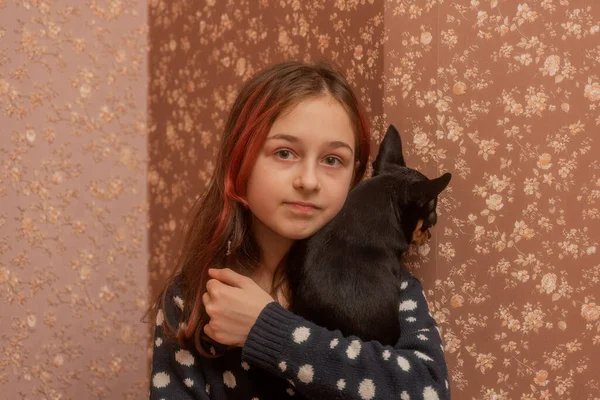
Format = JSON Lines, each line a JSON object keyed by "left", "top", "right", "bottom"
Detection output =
{"left": 246, "top": 161, "right": 283, "bottom": 206}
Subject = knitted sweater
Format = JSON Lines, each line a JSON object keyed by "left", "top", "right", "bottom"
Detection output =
{"left": 149, "top": 271, "right": 451, "bottom": 399}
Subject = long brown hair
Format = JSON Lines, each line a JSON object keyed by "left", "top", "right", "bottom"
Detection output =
{"left": 147, "top": 60, "right": 371, "bottom": 357}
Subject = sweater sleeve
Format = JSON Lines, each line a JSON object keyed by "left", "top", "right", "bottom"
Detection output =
{"left": 149, "top": 283, "right": 211, "bottom": 400}
{"left": 241, "top": 272, "right": 451, "bottom": 400}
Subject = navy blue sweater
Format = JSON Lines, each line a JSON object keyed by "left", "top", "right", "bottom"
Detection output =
{"left": 149, "top": 271, "right": 450, "bottom": 399}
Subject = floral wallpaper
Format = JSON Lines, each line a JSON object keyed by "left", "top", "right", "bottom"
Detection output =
{"left": 383, "top": 0, "right": 600, "bottom": 398}
{"left": 2, "top": 0, "right": 598, "bottom": 398}
{"left": 1, "top": 0, "right": 149, "bottom": 399}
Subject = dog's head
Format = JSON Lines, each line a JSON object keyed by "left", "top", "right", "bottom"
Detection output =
{"left": 371, "top": 125, "right": 452, "bottom": 245}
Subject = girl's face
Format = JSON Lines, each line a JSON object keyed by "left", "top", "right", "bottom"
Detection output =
{"left": 246, "top": 94, "right": 357, "bottom": 243}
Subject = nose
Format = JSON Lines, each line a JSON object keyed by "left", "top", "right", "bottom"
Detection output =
{"left": 293, "top": 162, "right": 320, "bottom": 192}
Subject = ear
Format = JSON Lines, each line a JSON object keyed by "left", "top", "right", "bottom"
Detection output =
{"left": 372, "top": 125, "right": 406, "bottom": 176}
{"left": 409, "top": 173, "right": 452, "bottom": 207}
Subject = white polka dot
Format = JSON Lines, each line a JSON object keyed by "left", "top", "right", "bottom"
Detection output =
{"left": 400, "top": 391, "right": 410, "bottom": 400}
{"left": 423, "top": 386, "right": 440, "bottom": 400}
{"left": 446, "top": 379, "right": 449, "bottom": 389}
{"left": 223, "top": 371, "right": 236, "bottom": 388}
{"left": 417, "top": 334, "right": 428, "bottom": 341}
{"left": 205, "top": 384, "right": 210, "bottom": 394}
{"left": 279, "top": 361, "right": 287, "bottom": 372}
{"left": 399, "top": 299, "right": 418, "bottom": 312}
{"left": 287, "top": 378, "right": 296, "bottom": 387}
{"left": 155, "top": 309, "right": 164, "bottom": 326}
{"left": 175, "top": 349, "right": 194, "bottom": 366}
{"left": 152, "top": 372, "right": 170, "bottom": 388}
{"left": 337, "top": 378, "right": 346, "bottom": 390}
{"left": 418, "top": 328, "right": 430, "bottom": 332}
{"left": 286, "top": 387, "right": 295, "bottom": 395}
{"left": 406, "top": 317, "right": 417, "bottom": 322}
{"left": 346, "top": 340, "right": 361, "bottom": 359}
{"left": 400, "top": 281, "right": 409, "bottom": 290}
{"left": 358, "top": 378, "right": 375, "bottom": 400}
{"left": 184, "top": 378, "right": 193, "bottom": 387}
{"left": 173, "top": 296, "right": 184, "bottom": 310}
{"left": 382, "top": 350, "right": 391, "bottom": 360}
{"left": 414, "top": 351, "right": 434, "bottom": 362}
{"left": 297, "top": 364, "right": 314, "bottom": 383}
{"left": 241, "top": 361, "right": 249, "bottom": 370}
{"left": 330, "top": 338, "right": 339, "bottom": 348}
{"left": 155, "top": 337, "right": 162, "bottom": 347}
{"left": 210, "top": 346, "right": 216, "bottom": 355}
{"left": 293, "top": 326, "right": 311, "bottom": 344}
{"left": 397, "top": 356, "right": 411, "bottom": 372}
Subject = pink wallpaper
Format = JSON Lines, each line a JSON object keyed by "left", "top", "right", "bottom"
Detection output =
{"left": 384, "top": 1, "right": 600, "bottom": 398}
{"left": 1, "top": 0, "right": 149, "bottom": 398}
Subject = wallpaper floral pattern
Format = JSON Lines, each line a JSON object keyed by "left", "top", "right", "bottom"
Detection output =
{"left": 2, "top": 0, "right": 598, "bottom": 398}
{"left": 1, "top": 0, "right": 149, "bottom": 399}
{"left": 383, "top": 0, "right": 600, "bottom": 398}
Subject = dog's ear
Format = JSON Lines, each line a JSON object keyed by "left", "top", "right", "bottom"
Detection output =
{"left": 372, "top": 125, "right": 405, "bottom": 176}
{"left": 409, "top": 173, "right": 452, "bottom": 207}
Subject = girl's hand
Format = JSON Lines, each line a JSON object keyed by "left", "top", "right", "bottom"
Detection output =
{"left": 202, "top": 268, "right": 276, "bottom": 347}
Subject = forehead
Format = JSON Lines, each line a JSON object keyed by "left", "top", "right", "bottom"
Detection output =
{"left": 268, "top": 95, "right": 355, "bottom": 148}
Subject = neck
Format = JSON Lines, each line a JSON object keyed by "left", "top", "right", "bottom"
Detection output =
{"left": 251, "top": 216, "right": 294, "bottom": 277}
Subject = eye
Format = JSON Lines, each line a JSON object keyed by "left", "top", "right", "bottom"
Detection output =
{"left": 275, "top": 149, "right": 295, "bottom": 160}
{"left": 323, "top": 156, "right": 343, "bottom": 167}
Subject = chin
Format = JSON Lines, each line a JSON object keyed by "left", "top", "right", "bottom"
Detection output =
{"left": 284, "top": 232, "right": 314, "bottom": 240}
{"left": 278, "top": 224, "right": 321, "bottom": 241}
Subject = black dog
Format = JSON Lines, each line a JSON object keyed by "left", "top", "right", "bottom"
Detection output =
{"left": 286, "top": 124, "right": 452, "bottom": 346}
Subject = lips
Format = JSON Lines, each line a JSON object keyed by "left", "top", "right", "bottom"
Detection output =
{"left": 285, "top": 201, "right": 320, "bottom": 209}
{"left": 284, "top": 201, "right": 321, "bottom": 213}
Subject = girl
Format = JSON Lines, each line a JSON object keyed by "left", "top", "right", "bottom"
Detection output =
{"left": 148, "top": 60, "right": 450, "bottom": 399}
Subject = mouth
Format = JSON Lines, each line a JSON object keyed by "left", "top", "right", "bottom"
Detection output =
{"left": 422, "top": 227, "right": 432, "bottom": 239}
{"left": 284, "top": 201, "right": 321, "bottom": 213}
{"left": 412, "top": 220, "right": 432, "bottom": 245}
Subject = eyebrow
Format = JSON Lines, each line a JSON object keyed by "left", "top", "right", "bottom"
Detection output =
{"left": 266, "top": 133, "right": 354, "bottom": 155}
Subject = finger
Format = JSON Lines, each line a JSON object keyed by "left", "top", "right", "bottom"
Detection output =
{"left": 208, "top": 268, "right": 250, "bottom": 288}
{"left": 202, "top": 291, "right": 211, "bottom": 306}
{"left": 206, "top": 278, "right": 219, "bottom": 294}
